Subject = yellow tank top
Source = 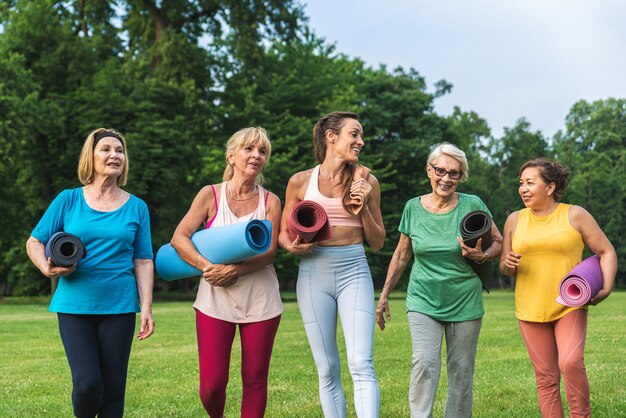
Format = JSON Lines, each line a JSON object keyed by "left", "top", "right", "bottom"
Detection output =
{"left": 512, "top": 203, "right": 585, "bottom": 322}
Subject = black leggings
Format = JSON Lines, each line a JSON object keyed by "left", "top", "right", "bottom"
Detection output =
{"left": 57, "top": 313, "right": 135, "bottom": 418}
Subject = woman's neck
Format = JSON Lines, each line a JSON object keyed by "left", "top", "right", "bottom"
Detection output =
{"left": 228, "top": 176, "right": 258, "bottom": 200}
{"left": 87, "top": 177, "right": 120, "bottom": 197}
{"left": 530, "top": 199, "right": 559, "bottom": 217}
{"left": 319, "top": 160, "right": 346, "bottom": 184}
{"left": 429, "top": 192, "right": 457, "bottom": 209}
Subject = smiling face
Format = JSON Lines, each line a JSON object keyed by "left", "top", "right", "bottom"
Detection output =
{"left": 93, "top": 137, "right": 125, "bottom": 180}
{"left": 427, "top": 153, "right": 462, "bottom": 198}
{"left": 519, "top": 166, "right": 556, "bottom": 208}
{"left": 228, "top": 139, "right": 268, "bottom": 179}
{"left": 327, "top": 118, "right": 364, "bottom": 163}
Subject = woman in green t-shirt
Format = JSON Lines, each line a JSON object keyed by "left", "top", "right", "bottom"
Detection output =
{"left": 376, "top": 143, "right": 502, "bottom": 418}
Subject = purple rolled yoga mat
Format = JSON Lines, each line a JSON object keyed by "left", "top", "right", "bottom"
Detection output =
{"left": 556, "top": 255, "right": 603, "bottom": 307}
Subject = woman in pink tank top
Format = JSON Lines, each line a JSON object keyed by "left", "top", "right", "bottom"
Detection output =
{"left": 170, "top": 127, "right": 282, "bottom": 418}
{"left": 278, "top": 111, "right": 385, "bottom": 418}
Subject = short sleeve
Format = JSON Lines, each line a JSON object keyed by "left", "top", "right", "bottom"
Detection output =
{"left": 31, "top": 189, "right": 72, "bottom": 243}
{"left": 398, "top": 198, "right": 417, "bottom": 236}
{"left": 132, "top": 198, "right": 153, "bottom": 260}
{"left": 470, "top": 194, "right": 492, "bottom": 217}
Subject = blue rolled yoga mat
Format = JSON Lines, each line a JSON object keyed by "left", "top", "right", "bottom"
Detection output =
{"left": 155, "top": 219, "right": 272, "bottom": 281}
{"left": 45, "top": 232, "right": 86, "bottom": 267}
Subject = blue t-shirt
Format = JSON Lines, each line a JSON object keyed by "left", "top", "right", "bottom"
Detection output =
{"left": 31, "top": 188, "right": 153, "bottom": 314}
{"left": 399, "top": 193, "right": 491, "bottom": 321}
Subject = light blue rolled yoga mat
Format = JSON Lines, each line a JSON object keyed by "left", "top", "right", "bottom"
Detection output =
{"left": 155, "top": 219, "right": 272, "bottom": 281}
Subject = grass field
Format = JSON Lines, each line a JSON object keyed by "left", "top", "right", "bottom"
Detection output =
{"left": 1, "top": 291, "right": 625, "bottom": 417}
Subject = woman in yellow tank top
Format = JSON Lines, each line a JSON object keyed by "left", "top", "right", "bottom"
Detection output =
{"left": 500, "top": 158, "right": 616, "bottom": 418}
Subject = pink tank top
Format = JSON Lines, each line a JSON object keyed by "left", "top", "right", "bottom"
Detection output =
{"left": 304, "top": 165, "right": 363, "bottom": 228}
{"left": 193, "top": 182, "right": 283, "bottom": 323}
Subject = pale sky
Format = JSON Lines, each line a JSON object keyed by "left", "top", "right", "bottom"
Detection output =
{"left": 303, "top": 0, "right": 626, "bottom": 138}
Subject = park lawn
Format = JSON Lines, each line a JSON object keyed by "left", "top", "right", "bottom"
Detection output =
{"left": 0, "top": 291, "right": 625, "bottom": 417}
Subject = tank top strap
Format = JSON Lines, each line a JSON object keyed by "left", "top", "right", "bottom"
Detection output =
{"left": 305, "top": 165, "right": 321, "bottom": 198}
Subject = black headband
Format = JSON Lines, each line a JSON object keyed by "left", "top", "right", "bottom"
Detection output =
{"left": 93, "top": 131, "right": 123, "bottom": 148}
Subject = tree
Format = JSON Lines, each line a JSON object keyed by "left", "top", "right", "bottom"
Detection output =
{"left": 553, "top": 98, "right": 626, "bottom": 283}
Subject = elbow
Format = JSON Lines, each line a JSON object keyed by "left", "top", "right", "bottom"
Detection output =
{"left": 369, "top": 239, "right": 384, "bottom": 252}
{"left": 170, "top": 233, "right": 183, "bottom": 251}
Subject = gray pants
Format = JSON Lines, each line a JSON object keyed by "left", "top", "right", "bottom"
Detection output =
{"left": 407, "top": 311, "right": 482, "bottom": 418}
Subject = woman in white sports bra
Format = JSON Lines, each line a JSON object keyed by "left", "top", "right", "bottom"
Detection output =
{"left": 171, "top": 127, "right": 282, "bottom": 418}
{"left": 279, "top": 111, "right": 386, "bottom": 418}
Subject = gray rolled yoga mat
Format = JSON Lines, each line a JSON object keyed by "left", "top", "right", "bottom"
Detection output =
{"left": 45, "top": 232, "right": 86, "bottom": 267}
{"left": 459, "top": 210, "right": 493, "bottom": 291}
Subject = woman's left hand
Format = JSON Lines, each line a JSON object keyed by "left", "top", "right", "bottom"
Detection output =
{"left": 350, "top": 178, "right": 372, "bottom": 205}
{"left": 137, "top": 308, "right": 155, "bottom": 340}
{"left": 203, "top": 263, "right": 239, "bottom": 287}
{"left": 589, "top": 288, "right": 612, "bottom": 305}
{"left": 457, "top": 237, "right": 486, "bottom": 262}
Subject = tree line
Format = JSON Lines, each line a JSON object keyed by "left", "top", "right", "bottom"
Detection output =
{"left": 1, "top": 1, "right": 624, "bottom": 296}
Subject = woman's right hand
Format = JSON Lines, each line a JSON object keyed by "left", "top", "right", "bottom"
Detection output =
{"left": 376, "top": 295, "right": 391, "bottom": 330}
{"left": 285, "top": 235, "right": 316, "bottom": 256}
{"left": 202, "top": 262, "right": 239, "bottom": 287}
{"left": 44, "top": 258, "right": 76, "bottom": 279}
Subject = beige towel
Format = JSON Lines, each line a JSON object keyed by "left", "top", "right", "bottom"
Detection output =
{"left": 346, "top": 166, "right": 370, "bottom": 215}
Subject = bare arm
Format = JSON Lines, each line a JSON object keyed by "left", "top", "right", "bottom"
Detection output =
{"left": 134, "top": 258, "right": 154, "bottom": 340}
{"left": 376, "top": 233, "right": 412, "bottom": 330}
{"left": 356, "top": 174, "right": 385, "bottom": 251}
{"left": 499, "top": 211, "right": 521, "bottom": 277}
{"left": 570, "top": 205, "right": 617, "bottom": 305}
{"left": 25, "top": 236, "right": 76, "bottom": 279}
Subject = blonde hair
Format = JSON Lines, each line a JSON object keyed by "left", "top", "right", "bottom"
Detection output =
{"left": 78, "top": 128, "right": 129, "bottom": 186}
{"left": 427, "top": 142, "right": 469, "bottom": 182}
{"left": 222, "top": 127, "right": 272, "bottom": 184}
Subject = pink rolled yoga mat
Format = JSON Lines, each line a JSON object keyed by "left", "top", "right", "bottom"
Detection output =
{"left": 287, "top": 200, "right": 332, "bottom": 243}
{"left": 556, "top": 255, "right": 603, "bottom": 307}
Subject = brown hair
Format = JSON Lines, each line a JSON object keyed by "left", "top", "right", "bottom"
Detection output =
{"left": 519, "top": 158, "right": 569, "bottom": 201}
{"left": 223, "top": 126, "right": 272, "bottom": 184}
{"left": 78, "top": 128, "right": 129, "bottom": 186}
{"left": 313, "top": 111, "right": 362, "bottom": 213}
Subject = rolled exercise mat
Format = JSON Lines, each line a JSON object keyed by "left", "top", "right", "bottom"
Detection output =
{"left": 155, "top": 219, "right": 272, "bottom": 281}
{"left": 459, "top": 210, "right": 494, "bottom": 291}
{"left": 287, "top": 200, "right": 332, "bottom": 243}
{"left": 45, "top": 232, "right": 86, "bottom": 267}
{"left": 556, "top": 255, "right": 603, "bottom": 307}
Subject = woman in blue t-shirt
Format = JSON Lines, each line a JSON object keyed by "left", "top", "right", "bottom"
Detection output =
{"left": 26, "top": 128, "right": 154, "bottom": 418}
{"left": 375, "top": 143, "right": 502, "bottom": 418}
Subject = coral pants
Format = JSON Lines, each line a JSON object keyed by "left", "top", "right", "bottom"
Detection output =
{"left": 518, "top": 309, "right": 590, "bottom": 418}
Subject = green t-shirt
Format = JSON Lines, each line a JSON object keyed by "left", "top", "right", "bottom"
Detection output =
{"left": 399, "top": 193, "right": 491, "bottom": 321}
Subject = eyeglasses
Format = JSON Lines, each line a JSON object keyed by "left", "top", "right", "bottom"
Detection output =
{"left": 429, "top": 163, "right": 462, "bottom": 180}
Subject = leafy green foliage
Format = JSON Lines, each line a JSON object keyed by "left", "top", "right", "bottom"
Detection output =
{"left": 0, "top": 1, "right": 624, "bottom": 295}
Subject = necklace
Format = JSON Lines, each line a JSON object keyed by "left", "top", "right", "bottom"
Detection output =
{"left": 228, "top": 181, "right": 257, "bottom": 201}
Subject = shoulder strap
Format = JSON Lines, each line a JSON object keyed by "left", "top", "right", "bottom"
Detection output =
{"left": 205, "top": 184, "right": 219, "bottom": 228}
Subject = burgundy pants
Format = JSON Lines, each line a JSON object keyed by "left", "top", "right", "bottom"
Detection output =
{"left": 195, "top": 309, "right": 280, "bottom": 418}
{"left": 518, "top": 309, "right": 590, "bottom": 418}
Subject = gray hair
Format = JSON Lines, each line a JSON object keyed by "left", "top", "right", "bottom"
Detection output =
{"left": 427, "top": 143, "right": 469, "bottom": 182}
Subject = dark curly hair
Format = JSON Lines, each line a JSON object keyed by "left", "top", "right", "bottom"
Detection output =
{"left": 519, "top": 158, "right": 570, "bottom": 201}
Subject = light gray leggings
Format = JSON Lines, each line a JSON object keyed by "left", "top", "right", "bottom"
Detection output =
{"left": 297, "top": 244, "right": 380, "bottom": 418}
{"left": 407, "top": 311, "right": 482, "bottom": 418}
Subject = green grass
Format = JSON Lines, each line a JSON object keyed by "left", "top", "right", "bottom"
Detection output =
{"left": 1, "top": 291, "right": 625, "bottom": 417}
